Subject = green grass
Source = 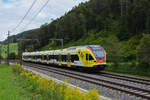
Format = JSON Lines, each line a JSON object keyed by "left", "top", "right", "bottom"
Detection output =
{"left": 1, "top": 43, "right": 18, "bottom": 58}
{"left": 0, "top": 64, "right": 35, "bottom": 100}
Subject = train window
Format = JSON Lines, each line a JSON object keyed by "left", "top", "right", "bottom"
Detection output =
{"left": 48, "top": 55, "right": 51, "bottom": 59}
{"left": 54, "top": 55, "right": 58, "bottom": 61}
{"left": 89, "top": 54, "right": 94, "bottom": 60}
{"left": 70, "top": 55, "right": 79, "bottom": 62}
{"left": 48, "top": 55, "right": 50, "bottom": 60}
{"left": 52, "top": 55, "right": 54, "bottom": 59}
{"left": 86, "top": 54, "right": 89, "bottom": 61}
{"left": 39, "top": 55, "right": 42, "bottom": 59}
{"left": 37, "top": 55, "right": 39, "bottom": 59}
{"left": 54, "top": 55, "right": 56, "bottom": 60}
{"left": 62, "top": 55, "right": 64, "bottom": 61}
{"left": 62, "top": 55, "right": 67, "bottom": 62}
{"left": 56, "top": 55, "right": 59, "bottom": 61}
{"left": 44, "top": 55, "right": 47, "bottom": 60}
{"left": 39, "top": 55, "right": 41, "bottom": 59}
{"left": 74, "top": 55, "right": 79, "bottom": 61}
{"left": 64, "top": 55, "right": 67, "bottom": 62}
{"left": 53, "top": 55, "right": 56, "bottom": 60}
{"left": 71, "top": 55, "right": 74, "bottom": 63}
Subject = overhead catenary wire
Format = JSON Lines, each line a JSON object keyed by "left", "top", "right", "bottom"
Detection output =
{"left": 11, "top": 0, "right": 38, "bottom": 32}
{"left": 21, "top": 0, "right": 50, "bottom": 32}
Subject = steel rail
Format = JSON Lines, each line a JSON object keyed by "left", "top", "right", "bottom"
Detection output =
{"left": 99, "top": 72, "right": 150, "bottom": 85}
{"left": 100, "top": 72, "right": 150, "bottom": 82}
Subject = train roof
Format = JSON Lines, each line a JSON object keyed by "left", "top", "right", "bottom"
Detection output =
{"left": 66, "top": 45, "right": 102, "bottom": 50}
{"left": 22, "top": 45, "right": 102, "bottom": 56}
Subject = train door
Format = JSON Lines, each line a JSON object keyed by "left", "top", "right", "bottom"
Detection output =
{"left": 47, "top": 55, "right": 49, "bottom": 64}
{"left": 32, "top": 56, "right": 33, "bottom": 62}
{"left": 86, "top": 53, "right": 89, "bottom": 67}
{"left": 78, "top": 50, "right": 87, "bottom": 67}
{"left": 86, "top": 53, "right": 94, "bottom": 67}
{"left": 42, "top": 55, "right": 44, "bottom": 64}
{"left": 34, "top": 55, "right": 37, "bottom": 63}
{"left": 58, "top": 54, "right": 62, "bottom": 66}
{"left": 67, "top": 54, "right": 71, "bottom": 67}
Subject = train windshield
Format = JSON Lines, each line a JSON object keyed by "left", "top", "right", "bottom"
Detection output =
{"left": 90, "top": 46, "right": 104, "bottom": 59}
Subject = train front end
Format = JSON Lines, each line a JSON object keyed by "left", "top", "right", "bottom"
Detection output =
{"left": 86, "top": 45, "right": 106, "bottom": 70}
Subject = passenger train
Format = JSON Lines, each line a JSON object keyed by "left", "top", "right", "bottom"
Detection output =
{"left": 22, "top": 45, "right": 107, "bottom": 70}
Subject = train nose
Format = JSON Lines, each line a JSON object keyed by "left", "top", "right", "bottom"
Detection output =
{"left": 96, "top": 59, "right": 104, "bottom": 62}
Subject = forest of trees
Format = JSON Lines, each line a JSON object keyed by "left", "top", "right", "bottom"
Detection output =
{"left": 7, "top": 0, "right": 150, "bottom": 75}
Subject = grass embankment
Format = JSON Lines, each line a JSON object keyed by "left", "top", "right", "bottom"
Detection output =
{"left": 0, "top": 63, "right": 105, "bottom": 100}
{"left": 12, "top": 63, "right": 105, "bottom": 100}
{"left": 0, "top": 63, "right": 113, "bottom": 100}
{"left": 0, "top": 64, "right": 34, "bottom": 100}
{"left": 1, "top": 43, "right": 18, "bottom": 58}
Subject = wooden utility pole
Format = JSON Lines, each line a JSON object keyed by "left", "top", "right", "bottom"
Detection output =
{"left": 17, "top": 39, "right": 39, "bottom": 65}
{"left": 7, "top": 31, "right": 10, "bottom": 66}
{"left": 0, "top": 44, "right": 1, "bottom": 64}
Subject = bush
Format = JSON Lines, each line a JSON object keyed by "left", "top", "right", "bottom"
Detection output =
{"left": 9, "top": 52, "right": 17, "bottom": 59}
{"left": 137, "top": 34, "right": 150, "bottom": 64}
{"left": 12, "top": 63, "right": 24, "bottom": 74}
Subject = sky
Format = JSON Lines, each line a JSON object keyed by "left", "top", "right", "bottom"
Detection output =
{"left": 0, "top": 0, "right": 89, "bottom": 41}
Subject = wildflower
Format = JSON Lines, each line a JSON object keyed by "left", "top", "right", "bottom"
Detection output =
{"left": 13, "top": 65, "right": 107, "bottom": 100}
{"left": 20, "top": 72, "right": 25, "bottom": 76}
{"left": 86, "top": 89, "right": 100, "bottom": 100}
{"left": 32, "top": 75, "right": 36, "bottom": 79}
{"left": 64, "top": 87, "right": 73, "bottom": 100}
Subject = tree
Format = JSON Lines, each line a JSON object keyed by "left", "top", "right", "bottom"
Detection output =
{"left": 9, "top": 52, "right": 17, "bottom": 59}
{"left": 137, "top": 34, "right": 150, "bottom": 66}
{"left": 102, "top": 35, "right": 121, "bottom": 66}
{"left": 145, "top": 14, "right": 150, "bottom": 34}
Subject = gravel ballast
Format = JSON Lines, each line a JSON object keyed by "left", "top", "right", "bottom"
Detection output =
{"left": 23, "top": 65, "right": 147, "bottom": 100}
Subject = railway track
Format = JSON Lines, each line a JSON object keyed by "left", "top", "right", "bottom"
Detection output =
{"left": 22, "top": 62, "right": 150, "bottom": 100}
{"left": 99, "top": 72, "right": 150, "bottom": 86}
{"left": 11, "top": 60, "right": 150, "bottom": 85}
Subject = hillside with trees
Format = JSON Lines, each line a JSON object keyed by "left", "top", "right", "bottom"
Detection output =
{"left": 5, "top": 0, "right": 150, "bottom": 76}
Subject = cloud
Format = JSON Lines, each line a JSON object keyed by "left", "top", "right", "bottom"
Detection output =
{"left": 37, "top": 12, "right": 47, "bottom": 19}
{"left": 0, "top": 0, "right": 89, "bottom": 41}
